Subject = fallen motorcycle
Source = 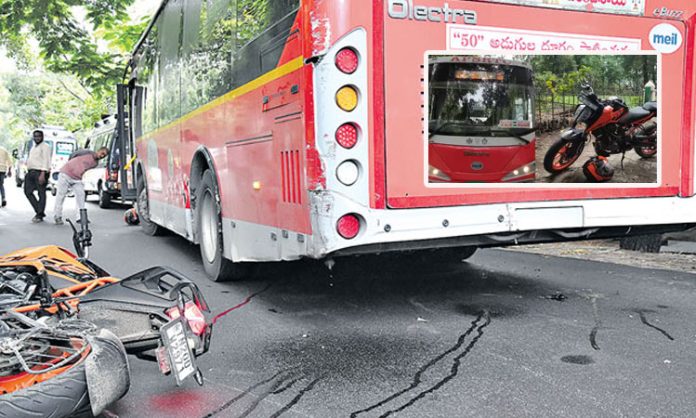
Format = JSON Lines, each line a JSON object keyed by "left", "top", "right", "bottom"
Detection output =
{"left": 0, "top": 209, "right": 212, "bottom": 417}
{"left": 544, "top": 83, "right": 657, "bottom": 180}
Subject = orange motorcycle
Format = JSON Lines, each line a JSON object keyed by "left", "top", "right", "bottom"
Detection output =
{"left": 0, "top": 210, "right": 212, "bottom": 417}
{"left": 544, "top": 83, "right": 657, "bottom": 181}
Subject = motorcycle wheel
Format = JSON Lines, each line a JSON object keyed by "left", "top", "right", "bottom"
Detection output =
{"left": 0, "top": 335, "right": 128, "bottom": 418}
{"left": 634, "top": 145, "right": 657, "bottom": 159}
{"left": 544, "top": 140, "right": 586, "bottom": 174}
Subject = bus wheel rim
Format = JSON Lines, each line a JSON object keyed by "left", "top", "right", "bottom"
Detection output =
{"left": 200, "top": 191, "right": 218, "bottom": 264}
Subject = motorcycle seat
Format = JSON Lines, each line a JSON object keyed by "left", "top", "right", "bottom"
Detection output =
{"left": 643, "top": 101, "right": 657, "bottom": 113}
{"left": 619, "top": 106, "right": 652, "bottom": 124}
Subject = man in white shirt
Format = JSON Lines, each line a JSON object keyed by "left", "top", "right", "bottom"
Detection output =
{"left": 24, "top": 130, "right": 51, "bottom": 223}
{"left": 0, "top": 146, "right": 12, "bottom": 207}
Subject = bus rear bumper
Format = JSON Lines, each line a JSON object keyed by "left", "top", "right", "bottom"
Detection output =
{"left": 311, "top": 192, "right": 696, "bottom": 259}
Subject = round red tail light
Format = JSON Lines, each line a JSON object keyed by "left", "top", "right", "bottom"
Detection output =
{"left": 335, "top": 48, "right": 359, "bottom": 74}
{"left": 336, "top": 123, "right": 358, "bottom": 149}
{"left": 337, "top": 214, "right": 361, "bottom": 239}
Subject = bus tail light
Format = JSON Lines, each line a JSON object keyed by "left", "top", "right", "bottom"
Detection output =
{"left": 337, "top": 214, "right": 361, "bottom": 239}
{"left": 336, "top": 123, "right": 359, "bottom": 149}
{"left": 337, "top": 160, "right": 360, "bottom": 186}
{"left": 314, "top": 29, "right": 370, "bottom": 239}
{"left": 335, "top": 48, "right": 359, "bottom": 74}
{"left": 336, "top": 86, "right": 358, "bottom": 112}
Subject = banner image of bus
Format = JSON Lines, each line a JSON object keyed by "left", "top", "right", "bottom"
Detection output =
{"left": 122, "top": 0, "right": 696, "bottom": 281}
{"left": 426, "top": 53, "right": 659, "bottom": 184}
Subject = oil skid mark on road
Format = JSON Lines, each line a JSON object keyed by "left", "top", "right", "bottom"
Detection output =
{"left": 589, "top": 296, "right": 602, "bottom": 351}
{"left": 237, "top": 373, "right": 301, "bottom": 418}
{"left": 350, "top": 311, "right": 491, "bottom": 418}
{"left": 269, "top": 377, "right": 323, "bottom": 418}
{"left": 635, "top": 309, "right": 675, "bottom": 341}
{"left": 202, "top": 370, "right": 288, "bottom": 417}
{"left": 202, "top": 368, "right": 321, "bottom": 418}
{"left": 561, "top": 355, "right": 595, "bottom": 365}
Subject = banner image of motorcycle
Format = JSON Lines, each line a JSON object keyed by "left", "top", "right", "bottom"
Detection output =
{"left": 427, "top": 53, "right": 659, "bottom": 184}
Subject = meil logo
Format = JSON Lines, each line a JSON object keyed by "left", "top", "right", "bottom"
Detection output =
{"left": 652, "top": 33, "right": 678, "bottom": 46}
{"left": 648, "top": 23, "right": 682, "bottom": 54}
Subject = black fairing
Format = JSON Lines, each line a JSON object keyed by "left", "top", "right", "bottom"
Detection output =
{"left": 76, "top": 267, "right": 211, "bottom": 355}
{"left": 79, "top": 267, "right": 209, "bottom": 310}
{"left": 560, "top": 128, "right": 586, "bottom": 143}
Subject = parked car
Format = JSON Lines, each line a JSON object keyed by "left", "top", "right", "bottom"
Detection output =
{"left": 83, "top": 115, "right": 126, "bottom": 208}
{"left": 13, "top": 127, "right": 77, "bottom": 195}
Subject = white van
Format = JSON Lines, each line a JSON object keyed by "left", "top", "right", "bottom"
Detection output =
{"left": 13, "top": 127, "right": 78, "bottom": 195}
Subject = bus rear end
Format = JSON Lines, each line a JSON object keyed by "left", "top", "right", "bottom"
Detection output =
{"left": 307, "top": 0, "right": 696, "bottom": 258}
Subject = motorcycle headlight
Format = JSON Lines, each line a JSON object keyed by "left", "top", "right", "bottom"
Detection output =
{"left": 429, "top": 165, "right": 451, "bottom": 182}
{"left": 502, "top": 162, "right": 536, "bottom": 182}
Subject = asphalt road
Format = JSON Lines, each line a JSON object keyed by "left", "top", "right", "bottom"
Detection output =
{"left": 1, "top": 185, "right": 695, "bottom": 418}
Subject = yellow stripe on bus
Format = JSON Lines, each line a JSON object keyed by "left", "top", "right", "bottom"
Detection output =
{"left": 137, "top": 56, "right": 305, "bottom": 143}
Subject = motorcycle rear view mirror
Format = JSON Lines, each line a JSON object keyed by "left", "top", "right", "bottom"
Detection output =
{"left": 579, "top": 82, "right": 594, "bottom": 93}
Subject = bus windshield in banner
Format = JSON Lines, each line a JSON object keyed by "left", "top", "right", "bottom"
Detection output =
{"left": 479, "top": 0, "right": 645, "bottom": 16}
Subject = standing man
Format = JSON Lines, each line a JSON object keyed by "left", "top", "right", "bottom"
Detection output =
{"left": 24, "top": 130, "right": 51, "bottom": 222}
{"left": 54, "top": 147, "right": 109, "bottom": 225}
{"left": 0, "top": 145, "right": 12, "bottom": 207}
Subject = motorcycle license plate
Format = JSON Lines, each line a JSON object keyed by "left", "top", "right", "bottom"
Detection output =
{"left": 160, "top": 318, "right": 196, "bottom": 385}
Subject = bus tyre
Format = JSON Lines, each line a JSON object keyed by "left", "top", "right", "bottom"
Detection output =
{"left": 98, "top": 184, "right": 113, "bottom": 209}
{"left": 197, "top": 170, "right": 248, "bottom": 282}
{"left": 619, "top": 234, "right": 663, "bottom": 253}
{"left": 136, "top": 176, "right": 162, "bottom": 236}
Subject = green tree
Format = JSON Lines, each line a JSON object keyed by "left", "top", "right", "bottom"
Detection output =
{"left": 0, "top": 0, "right": 136, "bottom": 95}
{"left": 0, "top": 1, "right": 154, "bottom": 148}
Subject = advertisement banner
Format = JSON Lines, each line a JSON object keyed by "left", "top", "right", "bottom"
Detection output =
{"left": 479, "top": 0, "right": 645, "bottom": 16}
{"left": 447, "top": 25, "right": 642, "bottom": 52}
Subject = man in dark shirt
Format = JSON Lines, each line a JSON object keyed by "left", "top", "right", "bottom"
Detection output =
{"left": 53, "top": 147, "right": 108, "bottom": 225}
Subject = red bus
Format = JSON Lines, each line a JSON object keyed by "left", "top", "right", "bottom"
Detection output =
{"left": 428, "top": 56, "right": 536, "bottom": 182}
{"left": 120, "top": 0, "right": 696, "bottom": 281}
